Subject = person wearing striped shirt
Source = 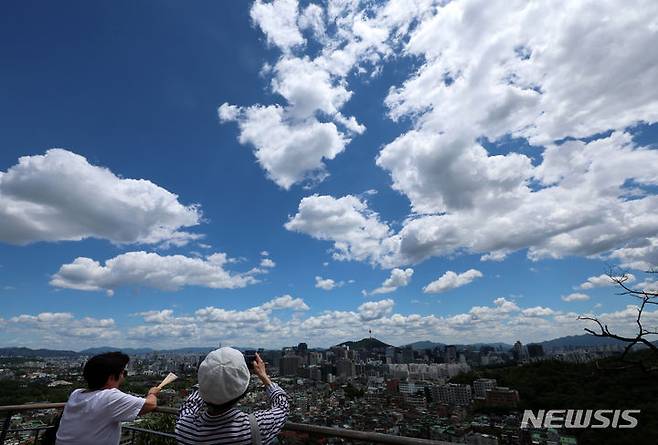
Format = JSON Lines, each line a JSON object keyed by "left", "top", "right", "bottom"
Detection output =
{"left": 175, "top": 347, "right": 289, "bottom": 445}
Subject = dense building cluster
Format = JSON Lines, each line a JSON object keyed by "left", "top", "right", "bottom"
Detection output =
{"left": 0, "top": 339, "right": 628, "bottom": 445}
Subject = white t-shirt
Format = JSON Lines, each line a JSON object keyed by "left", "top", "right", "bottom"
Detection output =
{"left": 56, "top": 388, "right": 145, "bottom": 445}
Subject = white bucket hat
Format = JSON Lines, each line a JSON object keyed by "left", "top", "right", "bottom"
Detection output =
{"left": 198, "top": 347, "right": 250, "bottom": 405}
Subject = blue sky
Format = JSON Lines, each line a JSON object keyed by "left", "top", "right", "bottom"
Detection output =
{"left": 1, "top": 0, "right": 657, "bottom": 349}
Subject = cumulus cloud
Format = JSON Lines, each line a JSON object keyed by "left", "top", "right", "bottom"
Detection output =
{"left": 11, "top": 312, "right": 74, "bottom": 325}
{"left": 8, "top": 312, "right": 117, "bottom": 342}
{"left": 521, "top": 306, "right": 555, "bottom": 317}
{"left": 358, "top": 299, "right": 395, "bottom": 321}
{"left": 562, "top": 293, "right": 591, "bottom": 302}
{"left": 260, "top": 294, "right": 309, "bottom": 311}
{"left": 136, "top": 309, "right": 175, "bottom": 324}
{"left": 288, "top": 134, "right": 658, "bottom": 270}
{"left": 285, "top": 194, "right": 397, "bottom": 266}
{"left": 374, "top": 0, "right": 658, "bottom": 267}
{"left": 250, "top": 0, "right": 305, "bottom": 52}
{"left": 0, "top": 149, "right": 202, "bottom": 246}
{"left": 218, "top": 104, "right": 349, "bottom": 189}
{"left": 609, "top": 237, "right": 658, "bottom": 271}
{"left": 315, "top": 276, "right": 343, "bottom": 291}
{"left": 579, "top": 273, "right": 635, "bottom": 290}
{"left": 260, "top": 258, "right": 276, "bottom": 268}
{"left": 223, "top": 0, "right": 429, "bottom": 189}
{"left": 127, "top": 295, "right": 309, "bottom": 342}
{"left": 12, "top": 295, "right": 658, "bottom": 349}
{"left": 50, "top": 251, "right": 261, "bottom": 295}
{"left": 423, "top": 269, "right": 483, "bottom": 294}
{"left": 367, "top": 268, "right": 413, "bottom": 295}
{"left": 225, "top": 0, "right": 658, "bottom": 270}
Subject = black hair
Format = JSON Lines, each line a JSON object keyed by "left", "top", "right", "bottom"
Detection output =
{"left": 206, "top": 387, "right": 249, "bottom": 414}
{"left": 83, "top": 351, "right": 130, "bottom": 390}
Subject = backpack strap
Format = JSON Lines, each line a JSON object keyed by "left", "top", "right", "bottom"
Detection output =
{"left": 249, "top": 413, "right": 262, "bottom": 445}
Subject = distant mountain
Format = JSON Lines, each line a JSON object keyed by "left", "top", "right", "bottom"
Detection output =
{"left": 79, "top": 347, "right": 155, "bottom": 355}
{"left": 537, "top": 334, "right": 628, "bottom": 350}
{"left": 465, "top": 342, "right": 513, "bottom": 350}
{"left": 161, "top": 347, "right": 214, "bottom": 354}
{"left": 336, "top": 337, "right": 392, "bottom": 350}
{"left": 0, "top": 347, "right": 79, "bottom": 357}
{"left": 401, "top": 341, "right": 512, "bottom": 350}
{"left": 0, "top": 346, "right": 219, "bottom": 358}
{"left": 402, "top": 341, "right": 446, "bottom": 350}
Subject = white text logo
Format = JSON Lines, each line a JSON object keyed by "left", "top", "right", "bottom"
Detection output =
{"left": 521, "top": 410, "right": 640, "bottom": 429}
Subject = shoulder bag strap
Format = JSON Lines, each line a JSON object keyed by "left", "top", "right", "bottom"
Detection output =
{"left": 249, "top": 413, "right": 262, "bottom": 445}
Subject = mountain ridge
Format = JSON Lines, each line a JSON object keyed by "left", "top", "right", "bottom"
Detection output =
{"left": 0, "top": 333, "right": 642, "bottom": 357}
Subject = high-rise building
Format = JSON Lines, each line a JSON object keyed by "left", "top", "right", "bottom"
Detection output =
{"left": 513, "top": 341, "right": 528, "bottom": 362}
{"left": 445, "top": 345, "right": 457, "bottom": 363}
{"left": 336, "top": 358, "right": 356, "bottom": 378}
{"left": 527, "top": 344, "right": 544, "bottom": 358}
{"left": 401, "top": 346, "right": 414, "bottom": 364}
{"left": 431, "top": 383, "right": 472, "bottom": 406}
{"left": 473, "top": 378, "right": 497, "bottom": 399}
{"left": 309, "top": 366, "right": 322, "bottom": 381}
{"left": 485, "top": 387, "right": 519, "bottom": 408}
{"left": 279, "top": 355, "right": 303, "bottom": 376}
{"left": 308, "top": 351, "right": 322, "bottom": 365}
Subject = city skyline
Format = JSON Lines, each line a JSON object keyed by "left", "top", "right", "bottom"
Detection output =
{"left": 1, "top": 0, "right": 658, "bottom": 350}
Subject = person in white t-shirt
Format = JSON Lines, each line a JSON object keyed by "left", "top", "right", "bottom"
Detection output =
{"left": 56, "top": 351, "right": 160, "bottom": 445}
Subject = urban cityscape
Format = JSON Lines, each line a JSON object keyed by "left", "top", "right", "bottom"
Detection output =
{"left": 1, "top": 333, "right": 639, "bottom": 445}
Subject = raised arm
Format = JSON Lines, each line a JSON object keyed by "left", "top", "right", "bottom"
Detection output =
{"left": 138, "top": 387, "right": 160, "bottom": 416}
{"left": 252, "top": 353, "right": 290, "bottom": 443}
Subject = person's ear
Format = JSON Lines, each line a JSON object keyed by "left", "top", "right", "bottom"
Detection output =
{"left": 106, "top": 373, "right": 119, "bottom": 387}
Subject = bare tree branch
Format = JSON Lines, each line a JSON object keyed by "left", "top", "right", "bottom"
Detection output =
{"left": 578, "top": 267, "right": 658, "bottom": 372}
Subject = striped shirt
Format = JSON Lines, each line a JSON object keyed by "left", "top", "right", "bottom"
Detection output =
{"left": 175, "top": 383, "right": 289, "bottom": 445}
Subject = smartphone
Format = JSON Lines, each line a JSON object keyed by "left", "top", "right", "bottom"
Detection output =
{"left": 244, "top": 350, "right": 257, "bottom": 373}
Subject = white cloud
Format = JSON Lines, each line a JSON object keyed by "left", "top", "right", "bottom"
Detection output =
{"left": 11, "top": 312, "right": 74, "bottom": 325}
{"left": 0, "top": 149, "right": 202, "bottom": 246}
{"left": 136, "top": 310, "right": 175, "bottom": 324}
{"left": 260, "top": 295, "right": 309, "bottom": 311}
{"left": 224, "top": 0, "right": 422, "bottom": 189}
{"left": 386, "top": 0, "right": 658, "bottom": 144}
{"left": 298, "top": 3, "right": 326, "bottom": 41}
{"left": 260, "top": 258, "right": 276, "bottom": 268}
{"left": 371, "top": 1, "right": 658, "bottom": 267}
{"left": 8, "top": 312, "right": 117, "bottom": 342}
{"left": 579, "top": 273, "right": 635, "bottom": 290}
{"left": 226, "top": 0, "right": 658, "bottom": 269}
{"left": 50, "top": 251, "right": 261, "bottom": 295}
{"left": 423, "top": 269, "right": 483, "bottom": 294}
{"left": 358, "top": 299, "right": 395, "bottom": 321}
{"left": 367, "top": 268, "right": 413, "bottom": 295}
{"left": 315, "top": 276, "right": 341, "bottom": 291}
{"left": 561, "top": 293, "right": 591, "bottom": 302}
{"left": 194, "top": 307, "right": 267, "bottom": 324}
{"left": 271, "top": 56, "right": 353, "bottom": 118}
{"left": 636, "top": 280, "right": 658, "bottom": 293}
{"left": 12, "top": 295, "right": 658, "bottom": 349}
{"left": 250, "top": 0, "right": 305, "bottom": 52}
{"left": 377, "top": 132, "right": 533, "bottom": 215}
{"left": 260, "top": 251, "right": 270, "bottom": 256}
{"left": 388, "top": 133, "right": 658, "bottom": 267}
{"left": 218, "top": 104, "right": 349, "bottom": 189}
{"left": 285, "top": 194, "right": 397, "bottom": 266}
{"left": 521, "top": 306, "right": 555, "bottom": 317}
{"left": 609, "top": 237, "right": 658, "bottom": 271}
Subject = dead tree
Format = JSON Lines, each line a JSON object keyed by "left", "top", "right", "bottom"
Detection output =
{"left": 578, "top": 267, "right": 658, "bottom": 371}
